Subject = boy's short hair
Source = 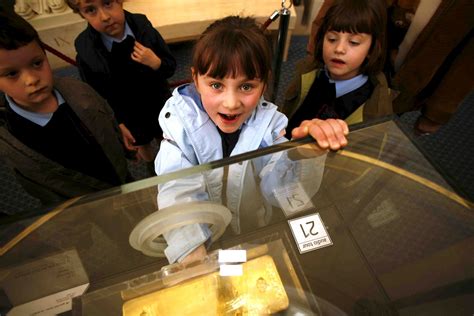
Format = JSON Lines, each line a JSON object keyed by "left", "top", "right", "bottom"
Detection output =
{"left": 0, "top": 10, "right": 41, "bottom": 50}
{"left": 65, "top": 0, "right": 81, "bottom": 13}
{"left": 192, "top": 16, "right": 273, "bottom": 85}
{"left": 65, "top": 0, "right": 124, "bottom": 14}
{"left": 314, "top": 0, "right": 387, "bottom": 76}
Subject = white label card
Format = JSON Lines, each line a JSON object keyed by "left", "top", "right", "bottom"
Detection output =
{"left": 288, "top": 213, "right": 333, "bottom": 254}
{"left": 7, "top": 283, "right": 89, "bottom": 316}
{"left": 219, "top": 264, "right": 243, "bottom": 276}
{"left": 218, "top": 250, "right": 247, "bottom": 263}
{"left": 273, "top": 182, "right": 314, "bottom": 216}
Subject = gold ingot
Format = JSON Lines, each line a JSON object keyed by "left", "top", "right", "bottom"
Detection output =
{"left": 123, "top": 255, "right": 289, "bottom": 315}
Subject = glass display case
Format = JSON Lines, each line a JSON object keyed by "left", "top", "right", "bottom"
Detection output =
{"left": 1, "top": 118, "right": 473, "bottom": 315}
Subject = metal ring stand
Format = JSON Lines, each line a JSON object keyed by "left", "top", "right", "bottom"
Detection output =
{"left": 129, "top": 201, "right": 232, "bottom": 257}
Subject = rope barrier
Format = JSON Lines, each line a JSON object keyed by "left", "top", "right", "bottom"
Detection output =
{"left": 42, "top": 41, "right": 77, "bottom": 67}
{"left": 270, "top": 0, "right": 292, "bottom": 102}
{"left": 261, "top": 10, "right": 280, "bottom": 31}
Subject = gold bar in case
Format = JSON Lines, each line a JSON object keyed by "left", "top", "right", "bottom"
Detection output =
{"left": 123, "top": 255, "right": 289, "bottom": 315}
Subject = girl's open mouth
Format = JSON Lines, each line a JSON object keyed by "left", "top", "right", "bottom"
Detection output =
{"left": 331, "top": 58, "right": 345, "bottom": 64}
{"left": 219, "top": 113, "right": 240, "bottom": 122}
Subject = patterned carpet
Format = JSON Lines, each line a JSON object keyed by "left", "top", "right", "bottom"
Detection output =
{"left": 1, "top": 35, "right": 473, "bottom": 215}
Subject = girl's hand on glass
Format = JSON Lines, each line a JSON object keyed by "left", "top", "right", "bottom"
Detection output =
{"left": 131, "top": 41, "right": 162, "bottom": 70}
{"left": 292, "top": 118, "right": 349, "bottom": 151}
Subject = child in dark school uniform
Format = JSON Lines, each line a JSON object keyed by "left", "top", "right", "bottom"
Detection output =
{"left": 0, "top": 11, "right": 129, "bottom": 206}
{"left": 66, "top": 0, "right": 176, "bottom": 162}
{"left": 283, "top": 0, "right": 393, "bottom": 134}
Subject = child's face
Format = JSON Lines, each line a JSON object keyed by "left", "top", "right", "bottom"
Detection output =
{"left": 0, "top": 41, "right": 54, "bottom": 111}
{"left": 323, "top": 31, "right": 372, "bottom": 80}
{"left": 193, "top": 71, "right": 265, "bottom": 134}
{"left": 78, "top": 0, "right": 125, "bottom": 39}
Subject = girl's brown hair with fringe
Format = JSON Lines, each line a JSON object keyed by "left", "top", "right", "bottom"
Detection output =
{"left": 192, "top": 16, "right": 273, "bottom": 85}
{"left": 314, "top": 0, "right": 387, "bottom": 76}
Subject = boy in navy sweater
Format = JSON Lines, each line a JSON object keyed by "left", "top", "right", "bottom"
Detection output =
{"left": 66, "top": 0, "right": 176, "bottom": 162}
{"left": 0, "top": 10, "right": 129, "bottom": 206}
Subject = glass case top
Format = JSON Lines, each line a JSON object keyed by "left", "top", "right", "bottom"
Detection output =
{"left": 1, "top": 119, "right": 472, "bottom": 315}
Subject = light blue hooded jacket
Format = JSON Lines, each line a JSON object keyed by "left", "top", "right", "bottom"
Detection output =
{"left": 155, "top": 84, "right": 325, "bottom": 263}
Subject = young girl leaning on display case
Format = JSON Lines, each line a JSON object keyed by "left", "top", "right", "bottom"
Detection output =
{"left": 282, "top": 0, "right": 393, "bottom": 134}
{"left": 154, "top": 16, "right": 349, "bottom": 264}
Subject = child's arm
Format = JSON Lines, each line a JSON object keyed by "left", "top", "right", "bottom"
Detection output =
{"left": 79, "top": 57, "right": 129, "bottom": 128}
{"left": 291, "top": 118, "right": 349, "bottom": 151}
{"left": 258, "top": 118, "right": 348, "bottom": 209}
{"left": 155, "top": 108, "right": 212, "bottom": 263}
{"left": 156, "top": 140, "right": 212, "bottom": 264}
{"left": 131, "top": 41, "right": 162, "bottom": 70}
{"left": 118, "top": 123, "right": 138, "bottom": 152}
{"left": 180, "top": 244, "right": 207, "bottom": 265}
{"left": 76, "top": 55, "right": 108, "bottom": 98}
{"left": 137, "top": 17, "right": 177, "bottom": 77}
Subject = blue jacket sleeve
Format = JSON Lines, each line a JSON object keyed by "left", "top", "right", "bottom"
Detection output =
{"left": 154, "top": 108, "right": 211, "bottom": 263}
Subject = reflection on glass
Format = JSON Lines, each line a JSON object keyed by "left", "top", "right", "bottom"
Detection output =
{"left": 2, "top": 120, "right": 472, "bottom": 316}
{"left": 131, "top": 145, "right": 328, "bottom": 263}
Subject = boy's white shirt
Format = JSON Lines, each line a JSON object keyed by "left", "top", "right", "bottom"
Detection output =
{"left": 100, "top": 22, "right": 135, "bottom": 52}
{"left": 154, "top": 84, "right": 326, "bottom": 263}
{"left": 324, "top": 67, "right": 368, "bottom": 98}
{"left": 5, "top": 90, "right": 65, "bottom": 126}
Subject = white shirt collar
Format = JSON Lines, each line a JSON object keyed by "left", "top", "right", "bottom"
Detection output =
{"left": 101, "top": 22, "right": 135, "bottom": 52}
{"left": 324, "top": 67, "right": 368, "bottom": 98}
{"left": 6, "top": 90, "right": 65, "bottom": 127}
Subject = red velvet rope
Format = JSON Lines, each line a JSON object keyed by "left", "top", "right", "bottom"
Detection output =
{"left": 42, "top": 41, "right": 77, "bottom": 67}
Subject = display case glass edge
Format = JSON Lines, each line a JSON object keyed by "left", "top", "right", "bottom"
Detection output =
{"left": 392, "top": 116, "right": 473, "bottom": 202}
